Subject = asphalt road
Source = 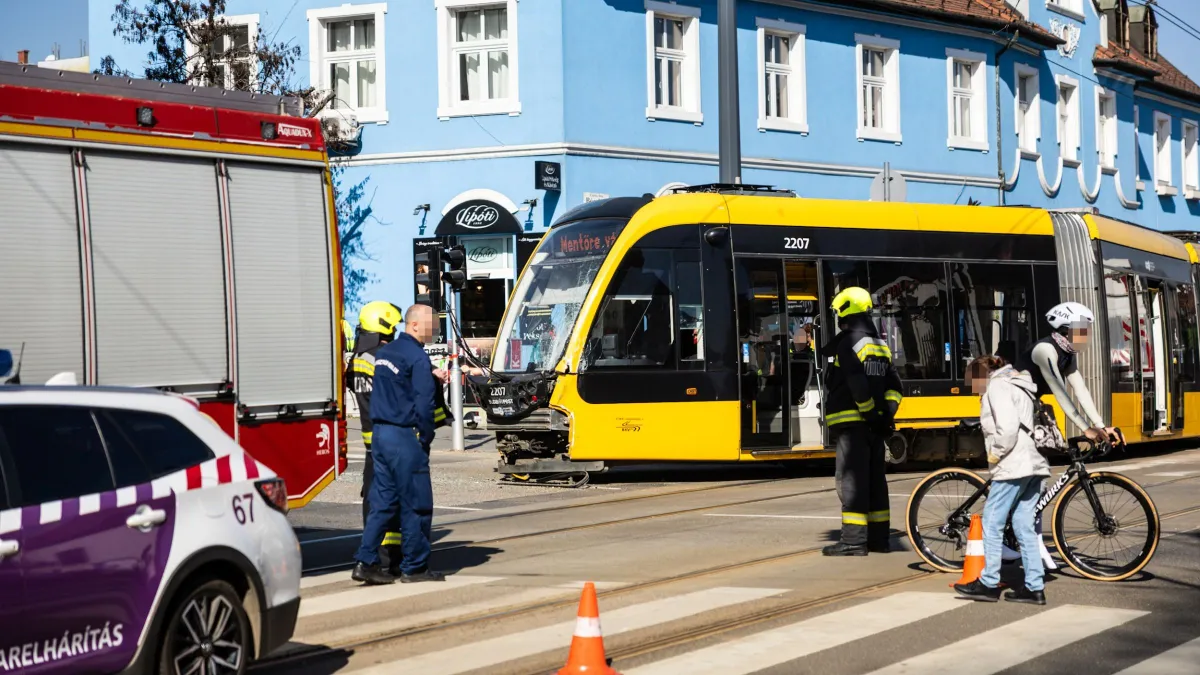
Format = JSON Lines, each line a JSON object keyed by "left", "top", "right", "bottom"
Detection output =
{"left": 261, "top": 443, "right": 1200, "bottom": 674}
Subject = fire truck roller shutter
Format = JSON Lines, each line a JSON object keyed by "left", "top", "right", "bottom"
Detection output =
{"left": 86, "top": 152, "right": 229, "bottom": 389}
{"left": 0, "top": 144, "right": 85, "bottom": 385}
{"left": 226, "top": 162, "right": 334, "bottom": 407}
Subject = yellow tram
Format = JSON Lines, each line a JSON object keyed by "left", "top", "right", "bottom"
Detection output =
{"left": 476, "top": 185, "right": 1200, "bottom": 481}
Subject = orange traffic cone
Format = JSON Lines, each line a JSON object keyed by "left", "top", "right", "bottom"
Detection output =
{"left": 951, "top": 513, "right": 986, "bottom": 586}
{"left": 558, "top": 582, "right": 620, "bottom": 675}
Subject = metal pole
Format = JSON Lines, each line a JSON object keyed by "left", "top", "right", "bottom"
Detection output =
{"left": 447, "top": 285, "right": 465, "bottom": 452}
{"left": 718, "top": 0, "right": 741, "bottom": 184}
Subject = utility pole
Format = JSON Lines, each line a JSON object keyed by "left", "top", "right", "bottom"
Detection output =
{"left": 718, "top": 0, "right": 741, "bottom": 184}
{"left": 446, "top": 285, "right": 465, "bottom": 452}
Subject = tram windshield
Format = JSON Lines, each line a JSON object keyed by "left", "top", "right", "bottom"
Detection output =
{"left": 491, "top": 218, "right": 624, "bottom": 373}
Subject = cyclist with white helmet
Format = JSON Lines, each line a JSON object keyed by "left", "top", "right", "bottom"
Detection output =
{"left": 1014, "top": 302, "right": 1121, "bottom": 445}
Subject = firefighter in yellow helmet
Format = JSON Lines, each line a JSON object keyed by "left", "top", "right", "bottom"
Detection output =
{"left": 347, "top": 301, "right": 407, "bottom": 568}
{"left": 822, "top": 287, "right": 903, "bottom": 556}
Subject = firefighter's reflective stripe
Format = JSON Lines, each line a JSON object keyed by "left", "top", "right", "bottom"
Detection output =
{"left": 382, "top": 532, "right": 402, "bottom": 546}
{"left": 352, "top": 356, "right": 376, "bottom": 376}
{"left": 434, "top": 406, "right": 447, "bottom": 424}
{"left": 884, "top": 389, "right": 903, "bottom": 404}
{"left": 842, "top": 512, "right": 868, "bottom": 526}
{"left": 362, "top": 430, "right": 373, "bottom": 444}
{"left": 342, "top": 319, "right": 355, "bottom": 351}
{"left": 826, "top": 410, "right": 864, "bottom": 426}
{"left": 852, "top": 337, "right": 892, "bottom": 362}
{"left": 868, "top": 510, "right": 890, "bottom": 523}
{"left": 857, "top": 398, "right": 876, "bottom": 413}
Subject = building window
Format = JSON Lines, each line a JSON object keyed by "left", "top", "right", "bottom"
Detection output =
{"left": 856, "top": 34, "right": 901, "bottom": 143}
{"left": 946, "top": 49, "right": 986, "bottom": 150}
{"left": 756, "top": 19, "right": 807, "bottom": 134}
{"left": 1047, "top": 0, "right": 1083, "bottom": 17}
{"left": 1015, "top": 65, "right": 1040, "bottom": 153}
{"left": 307, "top": 4, "right": 388, "bottom": 124}
{"left": 1154, "top": 112, "right": 1174, "bottom": 192}
{"left": 185, "top": 14, "right": 258, "bottom": 90}
{"left": 1097, "top": 88, "right": 1117, "bottom": 169}
{"left": 1184, "top": 120, "right": 1199, "bottom": 194}
{"left": 1056, "top": 76, "right": 1080, "bottom": 163}
{"left": 645, "top": 1, "right": 702, "bottom": 124}
{"left": 436, "top": 0, "right": 519, "bottom": 118}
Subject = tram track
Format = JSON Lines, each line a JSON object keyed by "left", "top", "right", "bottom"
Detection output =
{"left": 298, "top": 473, "right": 926, "bottom": 574}
{"left": 257, "top": 487, "right": 1200, "bottom": 672}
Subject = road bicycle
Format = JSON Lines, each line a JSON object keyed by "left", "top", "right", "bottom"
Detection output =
{"left": 905, "top": 435, "right": 1160, "bottom": 581}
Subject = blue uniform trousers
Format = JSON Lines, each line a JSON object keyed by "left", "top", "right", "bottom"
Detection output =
{"left": 354, "top": 423, "right": 433, "bottom": 573}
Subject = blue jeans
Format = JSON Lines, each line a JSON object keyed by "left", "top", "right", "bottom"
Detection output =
{"left": 354, "top": 424, "right": 433, "bottom": 574}
{"left": 981, "top": 476, "right": 1045, "bottom": 591}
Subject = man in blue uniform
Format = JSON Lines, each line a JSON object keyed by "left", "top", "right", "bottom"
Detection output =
{"left": 353, "top": 303, "right": 446, "bottom": 585}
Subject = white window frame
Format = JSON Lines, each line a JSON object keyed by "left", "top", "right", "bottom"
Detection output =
{"left": 435, "top": 0, "right": 521, "bottom": 119}
{"left": 1046, "top": 0, "right": 1085, "bottom": 21}
{"left": 755, "top": 18, "right": 807, "bottom": 134}
{"left": 645, "top": 1, "right": 702, "bottom": 124}
{"left": 855, "top": 34, "right": 901, "bottom": 143}
{"left": 945, "top": 48, "right": 986, "bottom": 151}
{"left": 307, "top": 4, "right": 389, "bottom": 124}
{"left": 1183, "top": 119, "right": 1199, "bottom": 197}
{"left": 184, "top": 14, "right": 259, "bottom": 90}
{"left": 1096, "top": 87, "right": 1118, "bottom": 169}
{"left": 1154, "top": 111, "right": 1176, "bottom": 195}
{"left": 1014, "top": 63, "right": 1040, "bottom": 155}
{"left": 1055, "top": 74, "right": 1081, "bottom": 164}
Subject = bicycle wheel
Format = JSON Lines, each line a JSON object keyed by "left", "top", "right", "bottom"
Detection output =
{"left": 905, "top": 467, "right": 989, "bottom": 573}
{"left": 1050, "top": 472, "right": 1160, "bottom": 581}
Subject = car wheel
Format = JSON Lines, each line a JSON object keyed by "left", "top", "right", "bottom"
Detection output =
{"left": 157, "top": 579, "right": 252, "bottom": 675}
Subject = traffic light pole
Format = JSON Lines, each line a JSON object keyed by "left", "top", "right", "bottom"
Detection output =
{"left": 446, "top": 283, "right": 465, "bottom": 452}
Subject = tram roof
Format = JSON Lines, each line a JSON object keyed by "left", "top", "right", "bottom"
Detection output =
{"left": 624, "top": 193, "right": 1191, "bottom": 263}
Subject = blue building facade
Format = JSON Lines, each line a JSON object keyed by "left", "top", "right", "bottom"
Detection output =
{"left": 86, "top": 0, "right": 1200, "bottom": 350}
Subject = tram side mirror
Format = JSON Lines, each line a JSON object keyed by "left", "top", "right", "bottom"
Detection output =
{"left": 703, "top": 227, "right": 729, "bottom": 246}
{"left": 0, "top": 350, "right": 12, "bottom": 380}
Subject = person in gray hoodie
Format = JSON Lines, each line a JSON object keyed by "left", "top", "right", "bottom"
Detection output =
{"left": 955, "top": 355, "right": 1052, "bottom": 605}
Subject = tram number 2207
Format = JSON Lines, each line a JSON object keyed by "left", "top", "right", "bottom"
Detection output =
{"left": 783, "top": 237, "right": 811, "bottom": 251}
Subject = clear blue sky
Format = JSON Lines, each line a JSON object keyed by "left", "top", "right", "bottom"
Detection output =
{"left": 0, "top": 0, "right": 1196, "bottom": 80}
{"left": 0, "top": 0, "right": 88, "bottom": 63}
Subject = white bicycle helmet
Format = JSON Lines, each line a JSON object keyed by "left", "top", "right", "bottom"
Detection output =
{"left": 1046, "top": 301, "right": 1095, "bottom": 330}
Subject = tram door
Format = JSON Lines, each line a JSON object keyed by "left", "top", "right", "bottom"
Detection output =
{"left": 784, "top": 261, "right": 825, "bottom": 449}
{"left": 1165, "top": 285, "right": 1190, "bottom": 431}
{"left": 1135, "top": 278, "right": 1171, "bottom": 434}
{"left": 735, "top": 258, "right": 789, "bottom": 449}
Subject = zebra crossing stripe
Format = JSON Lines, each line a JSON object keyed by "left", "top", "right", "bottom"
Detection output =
{"left": 1114, "top": 636, "right": 1200, "bottom": 674}
{"left": 867, "top": 605, "right": 1148, "bottom": 674}
{"left": 299, "top": 575, "right": 501, "bottom": 619}
{"left": 624, "top": 592, "right": 963, "bottom": 675}
{"left": 350, "top": 586, "right": 787, "bottom": 675}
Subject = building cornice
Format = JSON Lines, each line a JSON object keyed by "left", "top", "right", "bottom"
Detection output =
{"left": 333, "top": 141, "right": 1002, "bottom": 188}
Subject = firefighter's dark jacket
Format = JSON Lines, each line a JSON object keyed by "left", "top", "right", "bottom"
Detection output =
{"left": 347, "top": 332, "right": 449, "bottom": 447}
{"left": 823, "top": 314, "right": 904, "bottom": 428}
{"left": 370, "top": 333, "right": 438, "bottom": 447}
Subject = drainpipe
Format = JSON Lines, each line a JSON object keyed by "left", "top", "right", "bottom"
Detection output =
{"left": 996, "top": 30, "right": 1018, "bottom": 205}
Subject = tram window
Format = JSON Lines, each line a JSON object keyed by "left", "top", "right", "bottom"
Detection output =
{"left": 1106, "top": 273, "right": 1137, "bottom": 387}
{"left": 950, "top": 263, "right": 1033, "bottom": 367}
{"left": 582, "top": 248, "right": 676, "bottom": 370}
{"left": 1032, "top": 265, "right": 1061, "bottom": 340}
{"left": 676, "top": 261, "right": 704, "bottom": 369}
{"left": 1176, "top": 284, "right": 1198, "bottom": 383}
{"left": 871, "top": 262, "right": 952, "bottom": 380}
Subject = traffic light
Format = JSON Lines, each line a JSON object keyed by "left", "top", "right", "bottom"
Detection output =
{"left": 415, "top": 247, "right": 442, "bottom": 309}
{"left": 444, "top": 244, "right": 467, "bottom": 290}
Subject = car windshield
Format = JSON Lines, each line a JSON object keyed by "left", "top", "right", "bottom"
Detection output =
{"left": 492, "top": 218, "right": 625, "bottom": 372}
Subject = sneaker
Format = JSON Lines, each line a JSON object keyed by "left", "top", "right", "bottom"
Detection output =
{"left": 351, "top": 562, "right": 396, "bottom": 586}
{"left": 1005, "top": 588, "right": 1047, "bottom": 605}
{"left": 954, "top": 580, "right": 1003, "bottom": 602}
{"left": 822, "top": 542, "right": 868, "bottom": 557}
{"left": 400, "top": 568, "right": 447, "bottom": 583}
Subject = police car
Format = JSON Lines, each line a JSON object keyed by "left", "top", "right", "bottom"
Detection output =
{"left": 0, "top": 351, "right": 300, "bottom": 674}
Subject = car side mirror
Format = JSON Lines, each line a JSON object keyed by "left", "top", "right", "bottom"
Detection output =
{"left": 0, "top": 350, "right": 11, "bottom": 380}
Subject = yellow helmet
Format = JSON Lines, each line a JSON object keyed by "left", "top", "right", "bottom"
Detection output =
{"left": 359, "top": 301, "right": 403, "bottom": 335}
{"left": 831, "top": 287, "right": 873, "bottom": 318}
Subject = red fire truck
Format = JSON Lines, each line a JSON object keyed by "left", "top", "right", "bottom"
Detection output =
{"left": 0, "top": 62, "right": 347, "bottom": 508}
